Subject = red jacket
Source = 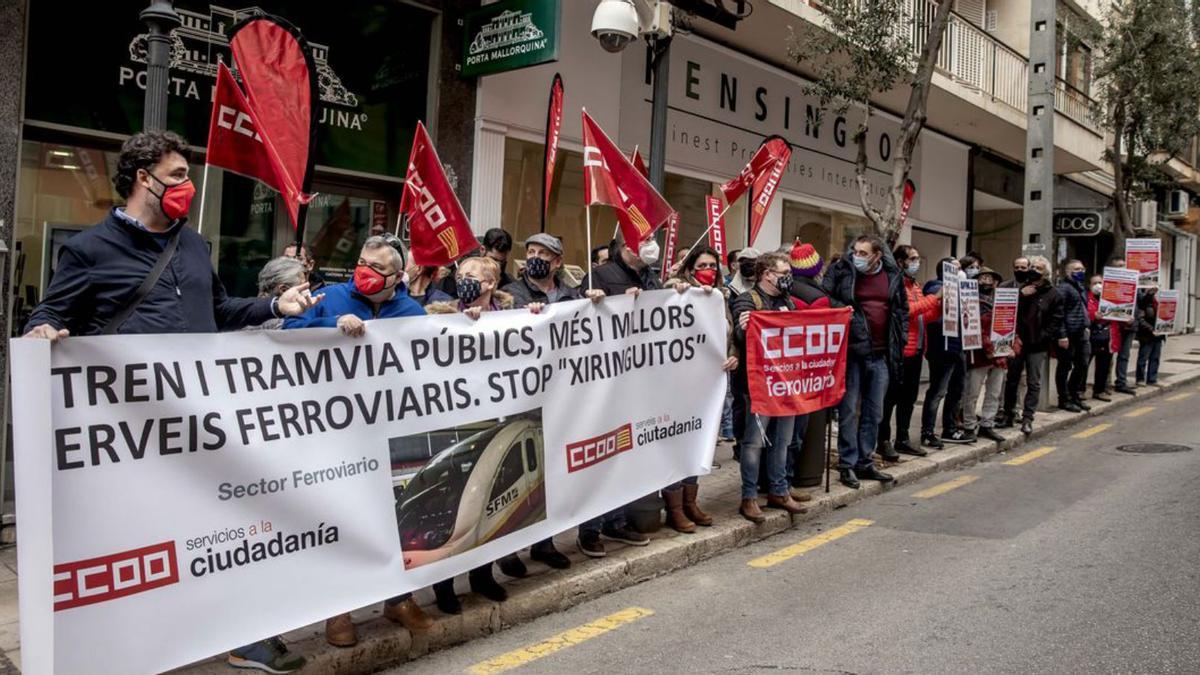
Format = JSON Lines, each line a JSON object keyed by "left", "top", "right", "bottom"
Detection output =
{"left": 903, "top": 276, "right": 941, "bottom": 357}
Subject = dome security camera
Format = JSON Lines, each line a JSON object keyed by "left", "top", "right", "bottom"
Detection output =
{"left": 591, "top": 0, "right": 641, "bottom": 53}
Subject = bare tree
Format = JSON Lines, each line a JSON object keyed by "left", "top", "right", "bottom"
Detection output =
{"left": 789, "top": 0, "right": 954, "bottom": 247}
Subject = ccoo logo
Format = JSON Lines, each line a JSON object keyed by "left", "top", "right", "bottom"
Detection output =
{"left": 54, "top": 541, "right": 180, "bottom": 612}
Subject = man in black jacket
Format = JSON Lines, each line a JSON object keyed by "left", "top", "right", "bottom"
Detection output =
{"left": 822, "top": 235, "right": 908, "bottom": 489}
{"left": 999, "top": 256, "right": 1065, "bottom": 435}
{"left": 504, "top": 233, "right": 586, "bottom": 307}
{"left": 1055, "top": 259, "right": 1092, "bottom": 412}
{"left": 22, "top": 130, "right": 318, "bottom": 674}
{"left": 24, "top": 130, "right": 319, "bottom": 340}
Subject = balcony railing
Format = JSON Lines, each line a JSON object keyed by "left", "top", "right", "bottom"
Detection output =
{"left": 901, "top": 0, "right": 1099, "bottom": 131}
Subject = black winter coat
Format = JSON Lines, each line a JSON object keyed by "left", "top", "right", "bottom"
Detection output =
{"left": 730, "top": 285, "right": 795, "bottom": 394}
{"left": 1015, "top": 281, "right": 1064, "bottom": 352}
{"left": 501, "top": 274, "right": 582, "bottom": 307}
{"left": 24, "top": 210, "right": 273, "bottom": 335}
{"left": 1056, "top": 277, "right": 1089, "bottom": 336}
{"left": 583, "top": 255, "right": 661, "bottom": 295}
{"left": 821, "top": 248, "right": 909, "bottom": 379}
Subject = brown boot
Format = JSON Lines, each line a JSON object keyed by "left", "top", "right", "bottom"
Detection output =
{"left": 325, "top": 613, "right": 358, "bottom": 648}
{"left": 790, "top": 489, "right": 813, "bottom": 502}
{"left": 682, "top": 483, "right": 713, "bottom": 526}
{"left": 766, "top": 494, "right": 808, "bottom": 515}
{"left": 740, "top": 498, "right": 766, "bottom": 524}
{"left": 662, "top": 487, "right": 696, "bottom": 533}
{"left": 384, "top": 598, "right": 434, "bottom": 631}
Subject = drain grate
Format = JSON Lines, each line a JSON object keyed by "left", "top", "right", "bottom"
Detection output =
{"left": 1117, "top": 443, "right": 1192, "bottom": 454}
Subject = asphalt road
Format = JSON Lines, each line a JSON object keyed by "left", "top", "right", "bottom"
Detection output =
{"left": 393, "top": 388, "right": 1200, "bottom": 675}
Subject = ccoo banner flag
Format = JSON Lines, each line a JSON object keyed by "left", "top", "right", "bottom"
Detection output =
{"left": 11, "top": 290, "right": 727, "bottom": 674}
{"left": 205, "top": 63, "right": 294, "bottom": 208}
{"left": 719, "top": 136, "right": 791, "bottom": 246}
{"left": 746, "top": 307, "right": 853, "bottom": 416}
{"left": 542, "top": 74, "right": 564, "bottom": 230}
{"left": 401, "top": 122, "right": 479, "bottom": 267}
{"left": 582, "top": 110, "right": 674, "bottom": 245}
{"left": 706, "top": 196, "right": 727, "bottom": 263}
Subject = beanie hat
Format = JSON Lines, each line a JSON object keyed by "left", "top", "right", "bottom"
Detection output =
{"left": 790, "top": 240, "right": 823, "bottom": 278}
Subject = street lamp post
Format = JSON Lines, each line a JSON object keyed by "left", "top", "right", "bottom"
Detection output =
{"left": 140, "top": 0, "right": 181, "bottom": 132}
{"left": 647, "top": 36, "right": 671, "bottom": 193}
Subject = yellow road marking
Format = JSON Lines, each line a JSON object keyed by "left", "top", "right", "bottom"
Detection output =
{"left": 1072, "top": 423, "right": 1113, "bottom": 439}
{"left": 912, "top": 475, "right": 979, "bottom": 499}
{"left": 1124, "top": 406, "right": 1155, "bottom": 418}
{"left": 1004, "top": 446, "right": 1057, "bottom": 466}
{"left": 747, "top": 519, "right": 874, "bottom": 569}
{"left": 1167, "top": 392, "right": 1194, "bottom": 402}
{"left": 466, "top": 607, "right": 654, "bottom": 674}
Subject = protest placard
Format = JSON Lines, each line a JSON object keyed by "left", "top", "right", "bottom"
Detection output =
{"left": 990, "top": 288, "right": 1019, "bottom": 357}
{"left": 1099, "top": 266, "right": 1139, "bottom": 322}
{"left": 942, "top": 262, "right": 960, "bottom": 339}
{"left": 1126, "top": 238, "right": 1162, "bottom": 289}
{"left": 960, "top": 280, "right": 982, "bottom": 351}
{"left": 746, "top": 307, "right": 853, "bottom": 416}
{"left": 1156, "top": 290, "right": 1179, "bottom": 335}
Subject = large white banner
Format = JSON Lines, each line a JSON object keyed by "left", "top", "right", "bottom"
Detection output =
{"left": 11, "top": 289, "right": 727, "bottom": 674}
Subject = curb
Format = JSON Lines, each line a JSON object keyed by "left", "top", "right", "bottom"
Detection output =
{"left": 177, "top": 371, "right": 1200, "bottom": 675}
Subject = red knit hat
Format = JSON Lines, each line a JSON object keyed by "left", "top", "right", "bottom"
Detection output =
{"left": 790, "top": 240, "right": 823, "bottom": 278}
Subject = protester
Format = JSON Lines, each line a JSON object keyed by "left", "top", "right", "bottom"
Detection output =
{"left": 961, "top": 267, "right": 1008, "bottom": 442}
{"left": 878, "top": 245, "right": 941, "bottom": 458}
{"left": 664, "top": 245, "right": 738, "bottom": 531}
{"left": 732, "top": 251, "right": 808, "bottom": 521}
{"left": 999, "top": 256, "right": 1064, "bottom": 435}
{"left": 727, "top": 247, "right": 760, "bottom": 296}
{"left": 252, "top": 256, "right": 308, "bottom": 329}
{"left": 823, "top": 236, "right": 907, "bottom": 489}
{"left": 282, "top": 235, "right": 433, "bottom": 648}
{"left": 1107, "top": 256, "right": 1138, "bottom": 395}
{"left": 592, "top": 244, "right": 610, "bottom": 267}
{"left": 283, "top": 241, "right": 326, "bottom": 290}
{"left": 725, "top": 248, "right": 741, "bottom": 285}
{"left": 1054, "top": 259, "right": 1092, "bottom": 413}
{"left": 920, "top": 257, "right": 968, "bottom": 447}
{"left": 726, "top": 247, "right": 762, "bottom": 460}
{"left": 1086, "top": 273, "right": 1115, "bottom": 401}
{"left": 19, "top": 130, "right": 323, "bottom": 674}
{"left": 1135, "top": 287, "right": 1165, "bottom": 385}
{"left": 784, "top": 241, "right": 832, "bottom": 496}
{"left": 435, "top": 228, "right": 516, "bottom": 299}
{"left": 404, "top": 259, "right": 451, "bottom": 306}
{"left": 577, "top": 237, "right": 663, "bottom": 556}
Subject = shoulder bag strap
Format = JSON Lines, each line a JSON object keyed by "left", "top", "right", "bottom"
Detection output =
{"left": 102, "top": 228, "right": 183, "bottom": 335}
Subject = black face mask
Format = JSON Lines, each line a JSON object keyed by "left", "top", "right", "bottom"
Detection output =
{"left": 457, "top": 277, "right": 483, "bottom": 304}
{"left": 526, "top": 256, "right": 552, "bottom": 280}
{"left": 775, "top": 274, "right": 793, "bottom": 293}
{"left": 739, "top": 260, "right": 756, "bottom": 278}
{"left": 1014, "top": 270, "right": 1032, "bottom": 284}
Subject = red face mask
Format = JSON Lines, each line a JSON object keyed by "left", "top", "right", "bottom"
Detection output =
{"left": 694, "top": 269, "right": 720, "bottom": 287}
{"left": 354, "top": 265, "right": 393, "bottom": 296}
{"left": 148, "top": 173, "right": 196, "bottom": 220}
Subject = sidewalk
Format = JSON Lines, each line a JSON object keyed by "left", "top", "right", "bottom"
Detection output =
{"left": 4, "top": 334, "right": 1200, "bottom": 674}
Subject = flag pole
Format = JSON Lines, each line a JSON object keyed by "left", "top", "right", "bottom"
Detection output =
{"left": 195, "top": 163, "right": 212, "bottom": 236}
{"left": 679, "top": 201, "right": 734, "bottom": 260}
{"left": 585, "top": 205, "right": 594, "bottom": 288}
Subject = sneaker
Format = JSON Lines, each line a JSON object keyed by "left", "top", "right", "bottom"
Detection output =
{"left": 576, "top": 532, "right": 606, "bottom": 558}
{"left": 229, "top": 637, "right": 305, "bottom": 673}
{"left": 921, "top": 433, "right": 944, "bottom": 449}
{"left": 601, "top": 524, "right": 649, "bottom": 546}
{"left": 941, "top": 428, "right": 975, "bottom": 444}
{"left": 895, "top": 439, "right": 928, "bottom": 457}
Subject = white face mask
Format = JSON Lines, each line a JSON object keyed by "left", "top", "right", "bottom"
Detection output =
{"left": 638, "top": 239, "right": 660, "bottom": 266}
{"left": 1092, "top": 283, "right": 1103, "bottom": 296}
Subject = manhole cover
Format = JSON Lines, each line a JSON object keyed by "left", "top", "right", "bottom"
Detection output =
{"left": 1117, "top": 443, "right": 1193, "bottom": 454}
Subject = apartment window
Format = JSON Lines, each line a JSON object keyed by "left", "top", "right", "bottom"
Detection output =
{"left": 1056, "top": 23, "right": 1092, "bottom": 96}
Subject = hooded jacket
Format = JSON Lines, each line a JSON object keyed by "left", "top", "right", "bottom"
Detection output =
{"left": 822, "top": 245, "right": 909, "bottom": 379}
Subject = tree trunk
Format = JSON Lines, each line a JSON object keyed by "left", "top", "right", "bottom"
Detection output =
{"left": 1111, "top": 96, "right": 1130, "bottom": 244}
{"left": 854, "top": 108, "right": 885, "bottom": 233}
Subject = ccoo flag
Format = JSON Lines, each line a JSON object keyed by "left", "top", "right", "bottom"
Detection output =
{"left": 720, "top": 136, "right": 791, "bottom": 246}
{"left": 401, "top": 122, "right": 480, "bottom": 267}
{"left": 206, "top": 63, "right": 294, "bottom": 212}
{"left": 542, "top": 74, "right": 564, "bottom": 231}
{"left": 582, "top": 110, "right": 674, "bottom": 245}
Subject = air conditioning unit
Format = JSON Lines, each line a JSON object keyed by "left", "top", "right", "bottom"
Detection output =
{"left": 1167, "top": 189, "right": 1189, "bottom": 218}
{"left": 1134, "top": 200, "right": 1158, "bottom": 230}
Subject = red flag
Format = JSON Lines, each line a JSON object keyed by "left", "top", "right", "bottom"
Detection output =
{"left": 706, "top": 196, "right": 727, "bottom": 263}
{"left": 747, "top": 307, "right": 853, "bottom": 416}
{"left": 660, "top": 212, "right": 680, "bottom": 283}
{"left": 401, "top": 122, "right": 479, "bottom": 267}
{"left": 229, "top": 17, "right": 317, "bottom": 229}
{"left": 720, "top": 136, "right": 790, "bottom": 206}
{"left": 898, "top": 178, "right": 916, "bottom": 228}
{"left": 542, "top": 74, "right": 564, "bottom": 230}
{"left": 581, "top": 110, "right": 674, "bottom": 245}
{"left": 630, "top": 146, "right": 649, "bottom": 179}
{"left": 206, "top": 63, "right": 292, "bottom": 206}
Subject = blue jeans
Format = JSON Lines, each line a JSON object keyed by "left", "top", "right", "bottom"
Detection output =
{"left": 1136, "top": 338, "right": 1164, "bottom": 384}
{"left": 837, "top": 355, "right": 889, "bottom": 471}
{"left": 1115, "top": 330, "right": 1134, "bottom": 387}
{"left": 721, "top": 382, "right": 735, "bottom": 439}
{"left": 740, "top": 415, "right": 795, "bottom": 499}
{"left": 579, "top": 508, "right": 626, "bottom": 536}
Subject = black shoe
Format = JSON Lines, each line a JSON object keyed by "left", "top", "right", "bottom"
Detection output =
{"left": 1114, "top": 385, "right": 1137, "bottom": 395}
{"left": 941, "top": 428, "right": 975, "bottom": 444}
{"left": 921, "top": 433, "right": 944, "bottom": 449}
{"left": 1020, "top": 419, "right": 1033, "bottom": 435}
{"left": 497, "top": 553, "right": 527, "bottom": 579}
{"left": 530, "top": 543, "right": 571, "bottom": 569}
{"left": 894, "top": 439, "right": 928, "bottom": 457}
{"left": 979, "top": 427, "right": 1004, "bottom": 442}
{"left": 1073, "top": 399, "right": 1092, "bottom": 411}
{"left": 839, "top": 469, "right": 861, "bottom": 489}
{"left": 994, "top": 413, "right": 1015, "bottom": 429}
{"left": 856, "top": 466, "right": 895, "bottom": 483}
{"left": 600, "top": 525, "right": 649, "bottom": 546}
{"left": 877, "top": 440, "right": 900, "bottom": 462}
{"left": 576, "top": 532, "right": 606, "bottom": 558}
{"left": 1057, "top": 402, "right": 1083, "bottom": 413}
{"left": 434, "top": 581, "right": 461, "bottom": 615}
{"left": 469, "top": 569, "right": 507, "bottom": 602}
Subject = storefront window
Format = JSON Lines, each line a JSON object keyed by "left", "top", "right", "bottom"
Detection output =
{"left": 781, "top": 200, "right": 874, "bottom": 263}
